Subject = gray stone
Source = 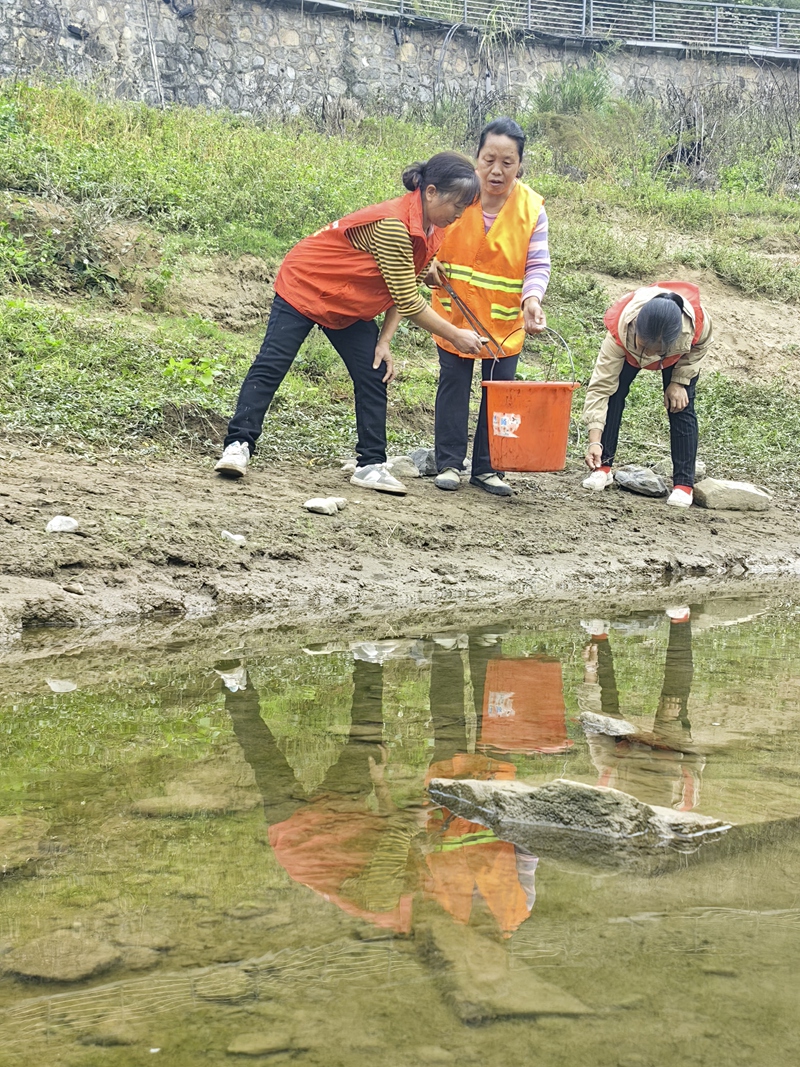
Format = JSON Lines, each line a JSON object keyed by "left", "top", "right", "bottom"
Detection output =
{"left": 121, "top": 946, "right": 161, "bottom": 971}
{"left": 654, "top": 457, "right": 707, "bottom": 481}
{"left": 579, "top": 711, "right": 637, "bottom": 736}
{"left": 227, "top": 1030, "right": 295, "bottom": 1055}
{"left": 613, "top": 465, "right": 668, "bottom": 498}
{"left": 3, "top": 930, "right": 121, "bottom": 982}
{"left": 386, "top": 456, "right": 420, "bottom": 480}
{"left": 427, "top": 777, "right": 728, "bottom": 848}
{"left": 419, "top": 919, "right": 590, "bottom": 1022}
{"left": 303, "top": 497, "right": 339, "bottom": 516}
{"left": 0, "top": 816, "right": 50, "bottom": 873}
{"left": 693, "top": 478, "right": 772, "bottom": 511}
{"left": 196, "top": 967, "right": 254, "bottom": 1002}
{"left": 410, "top": 447, "right": 437, "bottom": 477}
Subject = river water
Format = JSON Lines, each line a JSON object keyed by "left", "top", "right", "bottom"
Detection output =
{"left": 1, "top": 595, "right": 798, "bottom": 1065}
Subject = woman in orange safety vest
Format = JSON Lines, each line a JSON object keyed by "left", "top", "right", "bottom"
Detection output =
{"left": 214, "top": 153, "right": 484, "bottom": 495}
{"left": 582, "top": 282, "right": 713, "bottom": 508}
{"left": 425, "top": 117, "right": 552, "bottom": 498}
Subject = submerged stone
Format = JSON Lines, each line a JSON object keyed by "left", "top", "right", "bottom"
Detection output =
{"left": 614, "top": 465, "right": 668, "bottom": 498}
{"left": 693, "top": 478, "right": 772, "bottom": 511}
{"left": 3, "top": 930, "right": 121, "bottom": 982}
{"left": 419, "top": 920, "right": 590, "bottom": 1022}
{"left": 0, "top": 815, "right": 50, "bottom": 874}
{"left": 195, "top": 967, "right": 254, "bottom": 1002}
{"left": 227, "top": 1030, "right": 296, "bottom": 1055}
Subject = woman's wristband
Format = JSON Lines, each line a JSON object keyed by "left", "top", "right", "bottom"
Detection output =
{"left": 587, "top": 442, "right": 602, "bottom": 450}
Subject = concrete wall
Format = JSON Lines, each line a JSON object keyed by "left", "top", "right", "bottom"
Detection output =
{"left": 1, "top": 0, "right": 794, "bottom": 115}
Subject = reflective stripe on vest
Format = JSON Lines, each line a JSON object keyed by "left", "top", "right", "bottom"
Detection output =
{"left": 431, "top": 182, "right": 544, "bottom": 359}
{"left": 604, "top": 281, "right": 705, "bottom": 371}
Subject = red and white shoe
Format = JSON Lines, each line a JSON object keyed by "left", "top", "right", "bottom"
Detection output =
{"left": 667, "top": 486, "right": 693, "bottom": 508}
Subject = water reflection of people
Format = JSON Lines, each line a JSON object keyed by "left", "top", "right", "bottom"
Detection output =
{"left": 423, "top": 636, "right": 537, "bottom": 938}
{"left": 223, "top": 656, "right": 420, "bottom": 933}
{"left": 580, "top": 608, "right": 704, "bottom": 809}
{"left": 221, "top": 631, "right": 570, "bottom": 938}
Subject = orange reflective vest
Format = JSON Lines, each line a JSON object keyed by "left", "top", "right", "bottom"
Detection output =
{"left": 431, "top": 181, "right": 544, "bottom": 359}
{"left": 275, "top": 190, "right": 443, "bottom": 331}
{"left": 604, "top": 280, "right": 705, "bottom": 370}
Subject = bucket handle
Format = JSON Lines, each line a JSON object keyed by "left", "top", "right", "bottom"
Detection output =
{"left": 437, "top": 277, "right": 575, "bottom": 384}
{"left": 490, "top": 325, "right": 577, "bottom": 385}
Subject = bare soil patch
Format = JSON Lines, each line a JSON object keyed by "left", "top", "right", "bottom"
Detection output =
{"left": 2, "top": 449, "right": 799, "bottom": 643}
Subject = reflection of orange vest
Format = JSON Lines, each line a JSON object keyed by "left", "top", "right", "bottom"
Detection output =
{"left": 478, "top": 657, "right": 573, "bottom": 756}
{"left": 603, "top": 281, "right": 705, "bottom": 370}
{"left": 268, "top": 803, "right": 413, "bottom": 933}
{"left": 431, "top": 182, "right": 544, "bottom": 359}
{"left": 424, "top": 755, "right": 530, "bottom": 938}
{"left": 275, "top": 190, "right": 442, "bottom": 331}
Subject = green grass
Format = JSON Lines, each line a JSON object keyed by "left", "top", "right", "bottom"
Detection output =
{"left": 2, "top": 81, "right": 800, "bottom": 487}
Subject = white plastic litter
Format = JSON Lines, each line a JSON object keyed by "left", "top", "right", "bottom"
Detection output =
{"left": 303, "top": 497, "right": 346, "bottom": 515}
{"left": 220, "top": 530, "right": 247, "bottom": 546}
{"left": 45, "top": 515, "right": 79, "bottom": 533}
{"left": 46, "top": 679, "right": 78, "bottom": 693}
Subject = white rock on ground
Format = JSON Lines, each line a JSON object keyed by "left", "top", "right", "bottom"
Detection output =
{"left": 654, "top": 458, "right": 707, "bottom": 481}
{"left": 693, "top": 478, "right": 772, "bottom": 511}
{"left": 45, "top": 515, "right": 79, "bottom": 533}
{"left": 579, "top": 711, "right": 637, "bottom": 736}
{"left": 303, "top": 497, "right": 345, "bottom": 515}
{"left": 386, "top": 456, "right": 421, "bottom": 479}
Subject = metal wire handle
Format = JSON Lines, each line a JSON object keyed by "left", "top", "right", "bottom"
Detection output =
{"left": 437, "top": 276, "right": 576, "bottom": 383}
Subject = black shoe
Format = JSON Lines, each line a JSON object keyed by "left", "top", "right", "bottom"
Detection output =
{"left": 470, "top": 473, "right": 512, "bottom": 497}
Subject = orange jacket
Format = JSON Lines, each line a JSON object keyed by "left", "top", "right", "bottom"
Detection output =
{"left": 603, "top": 280, "right": 705, "bottom": 370}
{"left": 431, "top": 181, "right": 544, "bottom": 359}
{"left": 275, "top": 190, "right": 443, "bottom": 331}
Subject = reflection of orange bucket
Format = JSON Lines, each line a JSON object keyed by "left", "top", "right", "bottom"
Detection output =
{"left": 483, "top": 381, "right": 579, "bottom": 472}
{"left": 478, "top": 657, "right": 573, "bottom": 756}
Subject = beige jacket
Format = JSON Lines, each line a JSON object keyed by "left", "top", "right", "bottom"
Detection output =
{"left": 582, "top": 285, "right": 714, "bottom": 432}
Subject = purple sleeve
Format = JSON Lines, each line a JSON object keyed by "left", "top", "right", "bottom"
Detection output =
{"left": 521, "top": 206, "right": 551, "bottom": 305}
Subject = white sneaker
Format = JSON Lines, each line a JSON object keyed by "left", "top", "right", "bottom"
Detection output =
{"left": 350, "top": 463, "right": 407, "bottom": 495}
{"left": 667, "top": 487, "right": 693, "bottom": 508}
{"left": 215, "top": 441, "right": 250, "bottom": 478}
{"left": 582, "top": 469, "right": 613, "bottom": 491}
{"left": 434, "top": 467, "right": 461, "bottom": 491}
{"left": 214, "top": 665, "right": 248, "bottom": 692}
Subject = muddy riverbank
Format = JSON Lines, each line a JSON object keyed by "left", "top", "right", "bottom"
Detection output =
{"left": 2, "top": 448, "right": 800, "bottom": 643}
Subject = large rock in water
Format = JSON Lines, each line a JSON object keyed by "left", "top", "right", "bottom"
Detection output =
{"left": 613, "top": 464, "right": 668, "bottom": 497}
{"left": 693, "top": 478, "right": 771, "bottom": 511}
{"left": 427, "top": 777, "right": 728, "bottom": 857}
{"left": 3, "top": 930, "right": 121, "bottom": 982}
{"left": 0, "top": 816, "right": 50, "bottom": 873}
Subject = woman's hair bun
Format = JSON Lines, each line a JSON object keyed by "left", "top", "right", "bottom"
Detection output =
{"left": 402, "top": 162, "right": 425, "bottom": 191}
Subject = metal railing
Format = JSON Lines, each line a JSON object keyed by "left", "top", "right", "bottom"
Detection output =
{"left": 317, "top": 0, "right": 800, "bottom": 58}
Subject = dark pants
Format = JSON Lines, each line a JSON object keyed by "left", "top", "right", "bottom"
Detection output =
{"left": 601, "top": 363, "right": 699, "bottom": 488}
{"left": 434, "top": 347, "right": 519, "bottom": 478}
{"left": 225, "top": 658, "right": 385, "bottom": 823}
{"left": 224, "top": 293, "right": 388, "bottom": 466}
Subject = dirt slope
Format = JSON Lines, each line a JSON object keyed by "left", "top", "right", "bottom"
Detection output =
{"left": 2, "top": 449, "right": 800, "bottom": 643}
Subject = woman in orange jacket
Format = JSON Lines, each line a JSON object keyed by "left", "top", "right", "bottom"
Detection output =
{"left": 425, "top": 118, "right": 551, "bottom": 498}
{"left": 214, "top": 153, "right": 484, "bottom": 495}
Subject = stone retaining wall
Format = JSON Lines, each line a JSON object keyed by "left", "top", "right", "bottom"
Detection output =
{"left": 1, "top": 0, "right": 794, "bottom": 115}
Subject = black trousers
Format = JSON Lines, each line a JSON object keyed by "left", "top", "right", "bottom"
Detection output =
{"left": 601, "top": 362, "right": 699, "bottom": 487}
{"left": 224, "top": 293, "right": 388, "bottom": 466}
{"left": 434, "top": 346, "right": 519, "bottom": 477}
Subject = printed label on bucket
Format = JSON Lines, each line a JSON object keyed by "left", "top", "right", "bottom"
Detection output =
{"left": 492, "top": 412, "right": 521, "bottom": 438}
{"left": 487, "top": 690, "right": 516, "bottom": 718}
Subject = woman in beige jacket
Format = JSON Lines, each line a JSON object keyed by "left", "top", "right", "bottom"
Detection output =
{"left": 582, "top": 281, "right": 713, "bottom": 508}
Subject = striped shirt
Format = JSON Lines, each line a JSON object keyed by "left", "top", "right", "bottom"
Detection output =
{"left": 347, "top": 218, "right": 430, "bottom": 317}
{"left": 482, "top": 205, "right": 551, "bottom": 304}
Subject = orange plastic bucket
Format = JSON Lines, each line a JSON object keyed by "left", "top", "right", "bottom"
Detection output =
{"left": 482, "top": 380, "right": 579, "bottom": 472}
{"left": 478, "top": 657, "right": 573, "bottom": 756}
